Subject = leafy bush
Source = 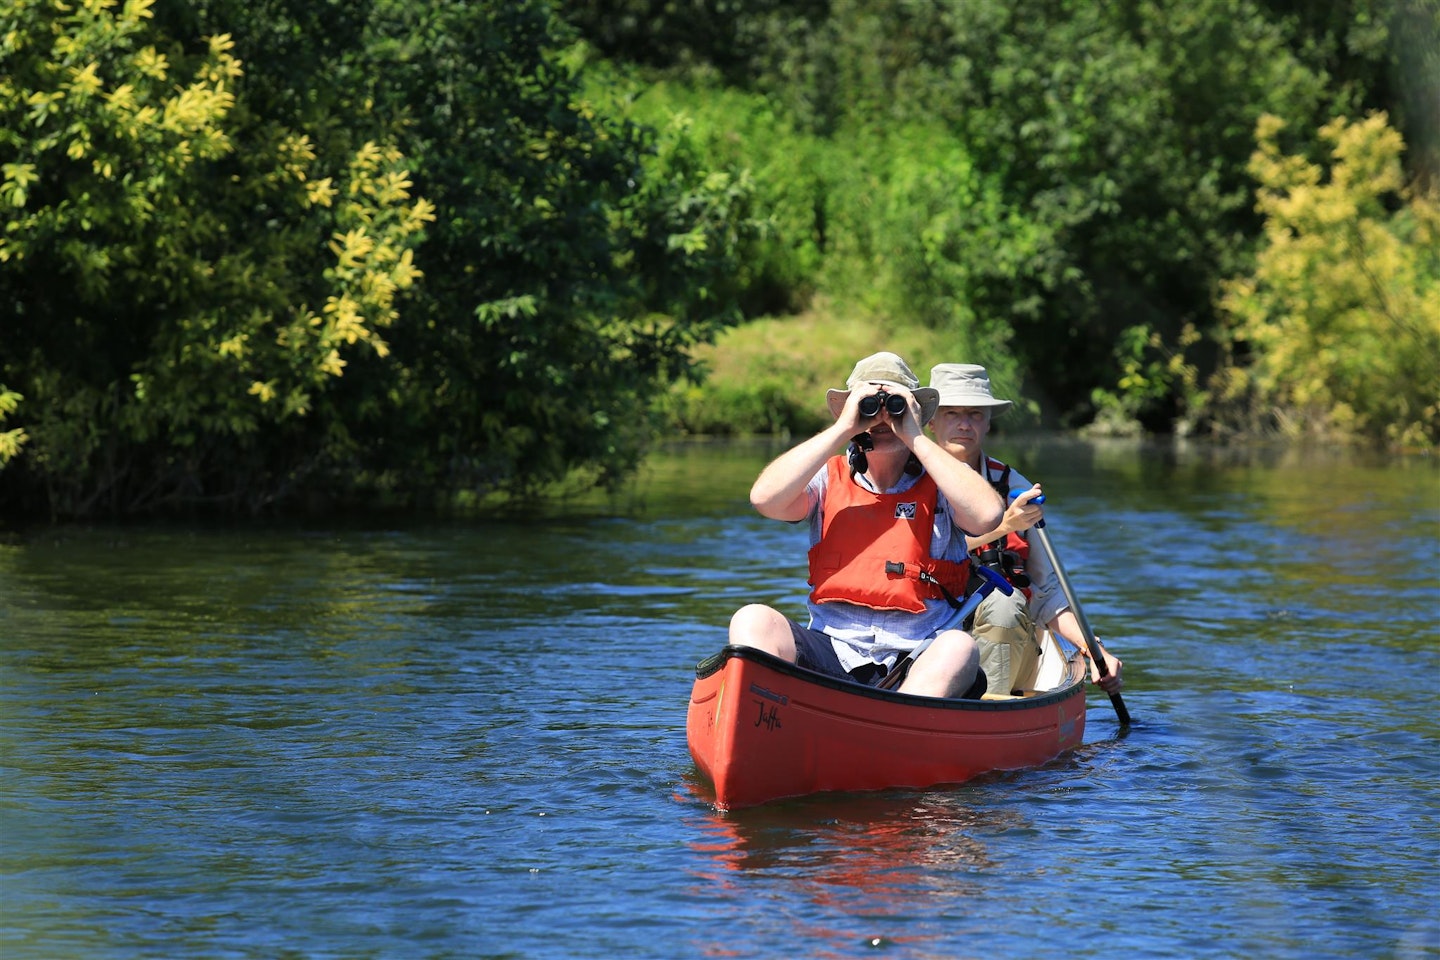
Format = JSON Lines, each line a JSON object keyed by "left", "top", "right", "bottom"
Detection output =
{"left": 0, "top": 0, "right": 767, "bottom": 520}
{"left": 585, "top": 72, "right": 829, "bottom": 314}
{"left": 1215, "top": 112, "right": 1440, "bottom": 449}
{"left": 0, "top": 0, "right": 433, "bottom": 516}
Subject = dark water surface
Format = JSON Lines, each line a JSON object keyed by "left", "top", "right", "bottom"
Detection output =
{"left": 2, "top": 438, "right": 1437, "bottom": 959}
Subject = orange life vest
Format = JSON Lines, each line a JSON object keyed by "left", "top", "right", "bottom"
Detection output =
{"left": 807, "top": 457, "right": 971, "bottom": 613}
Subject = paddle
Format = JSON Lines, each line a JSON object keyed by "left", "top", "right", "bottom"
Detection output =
{"left": 875, "top": 564, "right": 1012, "bottom": 692}
{"left": 1016, "top": 488, "right": 1132, "bottom": 726}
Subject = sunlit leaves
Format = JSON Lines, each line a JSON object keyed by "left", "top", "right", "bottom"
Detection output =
{"left": 0, "top": 162, "right": 38, "bottom": 211}
{"left": 1218, "top": 112, "right": 1440, "bottom": 449}
{"left": 185, "top": 139, "right": 431, "bottom": 427}
{"left": 0, "top": 387, "right": 26, "bottom": 467}
{"left": 0, "top": 0, "right": 434, "bottom": 512}
{"left": 0, "top": 0, "right": 240, "bottom": 273}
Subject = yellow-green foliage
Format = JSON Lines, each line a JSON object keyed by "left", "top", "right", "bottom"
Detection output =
{"left": 1219, "top": 112, "right": 1440, "bottom": 449}
{"left": 0, "top": 0, "right": 240, "bottom": 267}
{"left": 1, "top": 0, "right": 435, "bottom": 497}
{"left": 0, "top": 387, "right": 24, "bottom": 467}
{"left": 239, "top": 141, "right": 435, "bottom": 415}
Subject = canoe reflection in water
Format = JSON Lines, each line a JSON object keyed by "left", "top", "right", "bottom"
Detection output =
{"left": 683, "top": 791, "right": 1027, "bottom": 957}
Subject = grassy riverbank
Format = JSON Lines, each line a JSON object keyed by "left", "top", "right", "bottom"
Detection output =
{"left": 669, "top": 299, "right": 981, "bottom": 437}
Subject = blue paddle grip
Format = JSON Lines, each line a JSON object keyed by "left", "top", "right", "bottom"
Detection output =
{"left": 972, "top": 562, "right": 1015, "bottom": 596}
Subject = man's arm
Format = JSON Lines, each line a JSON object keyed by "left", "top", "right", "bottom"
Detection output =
{"left": 965, "top": 484, "right": 1044, "bottom": 551}
{"left": 1045, "top": 609, "right": 1124, "bottom": 691}
{"left": 907, "top": 433, "right": 1003, "bottom": 533}
{"left": 750, "top": 396, "right": 864, "bottom": 521}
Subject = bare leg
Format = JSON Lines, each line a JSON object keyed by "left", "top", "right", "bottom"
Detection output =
{"left": 728, "top": 604, "right": 799, "bottom": 661}
{"left": 899, "top": 629, "right": 980, "bottom": 698}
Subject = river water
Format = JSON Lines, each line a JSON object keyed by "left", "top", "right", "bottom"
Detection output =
{"left": 1, "top": 437, "right": 1437, "bottom": 959}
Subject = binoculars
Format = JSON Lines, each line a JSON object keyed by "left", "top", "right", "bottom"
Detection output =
{"left": 858, "top": 391, "right": 908, "bottom": 418}
{"left": 976, "top": 543, "right": 1031, "bottom": 588}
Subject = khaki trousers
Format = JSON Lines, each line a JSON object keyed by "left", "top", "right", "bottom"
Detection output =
{"left": 971, "top": 589, "right": 1040, "bottom": 695}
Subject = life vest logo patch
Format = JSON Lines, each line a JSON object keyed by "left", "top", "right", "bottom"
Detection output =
{"left": 895, "top": 502, "right": 918, "bottom": 520}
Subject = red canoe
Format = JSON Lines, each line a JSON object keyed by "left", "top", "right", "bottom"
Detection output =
{"left": 686, "top": 635, "right": 1089, "bottom": 810}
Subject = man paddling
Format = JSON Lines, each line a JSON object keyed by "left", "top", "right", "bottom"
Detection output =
{"left": 926, "top": 363, "right": 1124, "bottom": 696}
{"left": 727, "top": 352, "right": 1004, "bottom": 698}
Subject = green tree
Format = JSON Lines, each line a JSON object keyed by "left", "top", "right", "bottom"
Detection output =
{"left": 1255, "top": 0, "right": 1440, "bottom": 188}
{"left": 1, "top": 0, "right": 431, "bottom": 517}
{"left": 560, "top": 0, "right": 1435, "bottom": 437}
{"left": 338, "top": 0, "right": 767, "bottom": 496}
{"left": 1216, "top": 112, "right": 1440, "bottom": 449}
{"left": 2, "top": 0, "right": 763, "bottom": 521}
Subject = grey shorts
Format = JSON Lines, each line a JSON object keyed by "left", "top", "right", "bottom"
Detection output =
{"left": 785, "top": 620, "right": 985, "bottom": 696}
{"left": 787, "top": 621, "right": 850, "bottom": 676}
{"left": 787, "top": 621, "right": 895, "bottom": 687}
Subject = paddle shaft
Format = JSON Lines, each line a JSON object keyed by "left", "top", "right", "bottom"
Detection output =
{"left": 1029, "top": 520, "right": 1132, "bottom": 726}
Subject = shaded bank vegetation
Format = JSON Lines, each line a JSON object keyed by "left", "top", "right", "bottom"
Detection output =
{"left": 2, "top": 0, "right": 1436, "bottom": 523}
{"left": 574, "top": 0, "right": 1438, "bottom": 443}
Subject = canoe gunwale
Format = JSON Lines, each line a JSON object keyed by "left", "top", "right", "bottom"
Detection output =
{"left": 694, "top": 644, "right": 1086, "bottom": 713}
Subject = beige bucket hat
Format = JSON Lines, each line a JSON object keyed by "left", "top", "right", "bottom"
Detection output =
{"left": 826, "top": 352, "right": 940, "bottom": 423}
{"left": 928, "top": 363, "right": 1013, "bottom": 415}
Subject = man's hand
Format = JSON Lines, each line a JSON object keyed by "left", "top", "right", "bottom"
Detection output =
{"left": 1004, "top": 484, "right": 1046, "bottom": 535}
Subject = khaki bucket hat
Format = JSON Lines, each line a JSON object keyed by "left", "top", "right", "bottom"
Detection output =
{"left": 826, "top": 352, "right": 941, "bottom": 423}
{"left": 928, "top": 363, "right": 1012, "bottom": 415}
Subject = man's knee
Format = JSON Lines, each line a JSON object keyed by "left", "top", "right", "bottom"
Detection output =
{"left": 975, "top": 591, "right": 1031, "bottom": 632}
{"left": 979, "top": 641, "right": 1013, "bottom": 695}
{"left": 728, "top": 604, "right": 795, "bottom": 659}
{"left": 901, "top": 629, "right": 980, "bottom": 698}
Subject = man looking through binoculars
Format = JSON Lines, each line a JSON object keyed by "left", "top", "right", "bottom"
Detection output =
{"left": 726, "top": 352, "right": 1004, "bottom": 698}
